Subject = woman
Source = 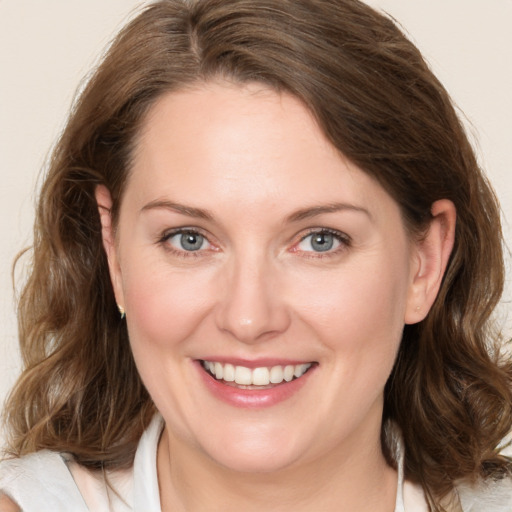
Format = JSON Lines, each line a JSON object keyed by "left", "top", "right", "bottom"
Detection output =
{"left": 1, "top": 0, "right": 511, "bottom": 510}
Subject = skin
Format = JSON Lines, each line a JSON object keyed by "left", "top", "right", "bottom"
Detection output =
{"left": 97, "top": 82, "right": 455, "bottom": 511}
{"left": 0, "top": 495, "right": 19, "bottom": 512}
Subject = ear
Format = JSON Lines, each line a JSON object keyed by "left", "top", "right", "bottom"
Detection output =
{"left": 95, "top": 185, "right": 125, "bottom": 309}
{"left": 405, "top": 199, "right": 456, "bottom": 324}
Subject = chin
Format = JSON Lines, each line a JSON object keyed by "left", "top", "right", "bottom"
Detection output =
{"left": 207, "top": 444, "right": 301, "bottom": 474}
{"left": 194, "top": 425, "right": 306, "bottom": 474}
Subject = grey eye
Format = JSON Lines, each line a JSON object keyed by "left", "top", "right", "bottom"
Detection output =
{"left": 311, "top": 232, "right": 334, "bottom": 252}
{"left": 169, "top": 232, "right": 208, "bottom": 251}
{"left": 298, "top": 231, "right": 341, "bottom": 252}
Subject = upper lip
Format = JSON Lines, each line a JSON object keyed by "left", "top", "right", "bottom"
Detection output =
{"left": 197, "top": 357, "right": 316, "bottom": 368}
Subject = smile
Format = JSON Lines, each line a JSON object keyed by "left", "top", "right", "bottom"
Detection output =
{"left": 201, "top": 360, "right": 312, "bottom": 387}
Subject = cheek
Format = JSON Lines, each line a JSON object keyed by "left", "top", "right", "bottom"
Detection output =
{"left": 289, "top": 252, "right": 411, "bottom": 403}
{"left": 291, "top": 258, "right": 410, "bottom": 345}
{"left": 122, "top": 259, "right": 215, "bottom": 350}
{"left": 292, "top": 260, "right": 409, "bottom": 413}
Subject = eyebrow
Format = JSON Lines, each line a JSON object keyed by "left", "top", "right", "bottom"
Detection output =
{"left": 140, "top": 200, "right": 214, "bottom": 221}
{"left": 140, "top": 199, "right": 371, "bottom": 223}
{"left": 286, "top": 203, "right": 372, "bottom": 223}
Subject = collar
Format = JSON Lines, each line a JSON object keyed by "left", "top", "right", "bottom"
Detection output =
{"left": 131, "top": 415, "right": 423, "bottom": 511}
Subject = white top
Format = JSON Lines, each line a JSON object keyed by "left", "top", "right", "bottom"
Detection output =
{"left": 0, "top": 415, "right": 510, "bottom": 511}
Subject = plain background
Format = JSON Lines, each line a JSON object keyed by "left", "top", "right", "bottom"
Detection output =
{"left": 1, "top": 1, "right": 511, "bottom": 446}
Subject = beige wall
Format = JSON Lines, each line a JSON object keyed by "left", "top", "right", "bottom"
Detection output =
{"left": 1, "top": 1, "right": 511, "bottom": 443}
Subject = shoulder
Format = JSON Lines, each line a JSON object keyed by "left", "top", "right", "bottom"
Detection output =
{"left": 0, "top": 450, "right": 88, "bottom": 511}
{"left": 0, "top": 449, "right": 71, "bottom": 488}
{"left": 0, "top": 415, "right": 162, "bottom": 512}
{"left": 0, "top": 493, "right": 20, "bottom": 512}
{"left": 457, "top": 475, "right": 512, "bottom": 512}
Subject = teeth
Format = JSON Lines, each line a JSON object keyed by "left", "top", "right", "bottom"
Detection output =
{"left": 253, "top": 367, "right": 270, "bottom": 386}
{"left": 284, "top": 365, "right": 294, "bottom": 382}
{"left": 202, "top": 360, "right": 312, "bottom": 386}
{"left": 235, "top": 366, "right": 252, "bottom": 385}
{"left": 214, "top": 362, "right": 223, "bottom": 380}
{"left": 269, "top": 365, "right": 283, "bottom": 384}
{"left": 294, "top": 364, "right": 310, "bottom": 378}
{"left": 223, "top": 363, "right": 235, "bottom": 382}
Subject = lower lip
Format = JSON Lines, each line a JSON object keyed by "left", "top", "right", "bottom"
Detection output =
{"left": 195, "top": 361, "right": 315, "bottom": 409}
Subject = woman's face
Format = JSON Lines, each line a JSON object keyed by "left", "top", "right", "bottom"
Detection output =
{"left": 103, "top": 82, "right": 425, "bottom": 473}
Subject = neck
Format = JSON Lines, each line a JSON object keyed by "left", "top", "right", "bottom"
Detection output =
{"left": 157, "top": 419, "right": 397, "bottom": 512}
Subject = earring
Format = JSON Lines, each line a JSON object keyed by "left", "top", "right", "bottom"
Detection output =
{"left": 118, "top": 304, "right": 126, "bottom": 319}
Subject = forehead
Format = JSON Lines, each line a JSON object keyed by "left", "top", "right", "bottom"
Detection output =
{"left": 126, "top": 82, "right": 400, "bottom": 224}
{"left": 134, "top": 81, "right": 335, "bottom": 175}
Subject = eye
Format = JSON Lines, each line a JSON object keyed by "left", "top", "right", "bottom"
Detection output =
{"left": 164, "top": 230, "right": 211, "bottom": 252}
{"left": 296, "top": 230, "right": 347, "bottom": 253}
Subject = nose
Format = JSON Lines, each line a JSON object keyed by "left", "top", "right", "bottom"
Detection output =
{"left": 215, "top": 254, "right": 291, "bottom": 344}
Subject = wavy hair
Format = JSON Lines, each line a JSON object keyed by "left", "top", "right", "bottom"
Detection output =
{"left": 3, "top": 0, "right": 511, "bottom": 509}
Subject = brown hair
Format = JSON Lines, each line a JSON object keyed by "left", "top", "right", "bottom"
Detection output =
{"left": 3, "top": 0, "right": 511, "bottom": 509}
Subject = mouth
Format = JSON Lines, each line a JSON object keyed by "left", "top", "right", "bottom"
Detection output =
{"left": 200, "top": 360, "right": 314, "bottom": 389}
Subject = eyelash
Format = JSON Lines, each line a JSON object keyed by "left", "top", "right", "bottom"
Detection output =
{"left": 293, "top": 228, "right": 351, "bottom": 259}
{"left": 158, "top": 228, "right": 213, "bottom": 258}
{"left": 157, "top": 227, "right": 351, "bottom": 259}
